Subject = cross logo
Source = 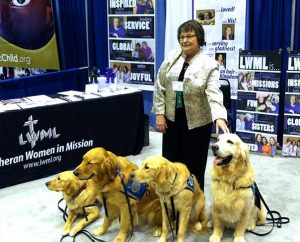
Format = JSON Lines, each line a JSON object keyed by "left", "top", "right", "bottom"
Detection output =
{"left": 19, "top": 115, "right": 60, "bottom": 148}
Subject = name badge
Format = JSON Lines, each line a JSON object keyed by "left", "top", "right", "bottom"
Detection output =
{"left": 173, "top": 81, "right": 183, "bottom": 91}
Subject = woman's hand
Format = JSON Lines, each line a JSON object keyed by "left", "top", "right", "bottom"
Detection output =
{"left": 215, "top": 119, "right": 229, "bottom": 134}
{"left": 156, "top": 114, "right": 168, "bottom": 133}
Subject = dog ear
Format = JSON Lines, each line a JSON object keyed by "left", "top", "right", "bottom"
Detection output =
{"left": 166, "top": 165, "right": 177, "bottom": 185}
{"left": 106, "top": 152, "right": 120, "bottom": 179}
{"left": 65, "top": 179, "right": 80, "bottom": 196}
{"left": 100, "top": 162, "right": 116, "bottom": 180}
{"left": 157, "top": 163, "right": 174, "bottom": 185}
{"left": 156, "top": 166, "right": 167, "bottom": 185}
{"left": 240, "top": 142, "right": 250, "bottom": 164}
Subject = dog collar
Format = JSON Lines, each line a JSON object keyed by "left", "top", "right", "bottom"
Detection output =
{"left": 213, "top": 178, "right": 253, "bottom": 191}
{"left": 185, "top": 174, "right": 194, "bottom": 192}
{"left": 172, "top": 173, "right": 178, "bottom": 185}
{"left": 235, "top": 183, "right": 261, "bottom": 210}
{"left": 233, "top": 183, "right": 253, "bottom": 190}
{"left": 71, "top": 183, "right": 87, "bottom": 201}
{"left": 115, "top": 166, "right": 121, "bottom": 177}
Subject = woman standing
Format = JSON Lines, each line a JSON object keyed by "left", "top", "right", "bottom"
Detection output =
{"left": 153, "top": 20, "right": 229, "bottom": 191}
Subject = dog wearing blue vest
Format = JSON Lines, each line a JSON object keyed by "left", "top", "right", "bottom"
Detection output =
{"left": 210, "top": 133, "right": 267, "bottom": 242}
{"left": 73, "top": 147, "right": 162, "bottom": 242}
{"left": 130, "top": 155, "right": 207, "bottom": 242}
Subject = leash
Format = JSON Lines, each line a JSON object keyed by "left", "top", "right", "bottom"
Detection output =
{"left": 82, "top": 200, "right": 102, "bottom": 221}
{"left": 247, "top": 182, "right": 290, "bottom": 236}
{"left": 57, "top": 198, "right": 68, "bottom": 222}
{"left": 57, "top": 198, "right": 106, "bottom": 242}
{"left": 163, "top": 174, "right": 195, "bottom": 242}
{"left": 163, "top": 199, "right": 176, "bottom": 242}
{"left": 60, "top": 230, "right": 106, "bottom": 242}
{"left": 119, "top": 174, "right": 135, "bottom": 242}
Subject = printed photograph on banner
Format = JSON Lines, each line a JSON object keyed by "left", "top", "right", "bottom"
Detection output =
{"left": 130, "top": 63, "right": 154, "bottom": 85}
{"left": 196, "top": 9, "right": 215, "bottom": 25}
{"left": 109, "top": 62, "right": 132, "bottom": 84}
{"left": 238, "top": 71, "right": 254, "bottom": 91}
{"left": 215, "top": 53, "right": 226, "bottom": 71}
{"left": 256, "top": 92, "right": 279, "bottom": 114}
{"left": 109, "top": 17, "right": 127, "bottom": 38}
{"left": 0, "top": 0, "right": 60, "bottom": 69}
{"left": 236, "top": 112, "right": 277, "bottom": 134}
{"left": 282, "top": 135, "right": 300, "bottom": 157}
{"left": 133, "top": 0, "right": 155, "bottom": 14}
{"left": 0, "top": 0, "right": 54, "bottom": 49}
{"left": 132, "top": 39, "right": 155, "bottom": 62}
{"left": 284, "top": 94, "right": 300, "bottom": 115}
{"left": 0, "top": 66, "right": 46, "bottom": 80}
{"left": 237, "top": 91, "right": 279, "bottom": 114}
{"left": 222, "top": 24, "right": 235, "bottom": 40}
{"left": 236, "top": 131, "right": 277, "bottom": 156}
{"left": 286, "top": 73, "right": 300, "bottom": 93}
{"left": 110, "top": 39, "right": 155, "bottom": 62}
{"left": 108, "top": 0, "right": 155, "bottom": 15}
{"left": 235, "top": 112, "right": 254, "bottom": 132}
{"left": 194, "top": 0, "right": 246, "bottom": 99}
{"left": 283, "top": 116, "right": 300, "bottom": 135}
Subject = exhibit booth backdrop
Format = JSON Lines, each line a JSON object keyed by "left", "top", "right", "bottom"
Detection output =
{"left": 1, "top": 0, "right": 299, "bottom": 139}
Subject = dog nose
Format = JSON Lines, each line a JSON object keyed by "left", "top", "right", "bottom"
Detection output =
{"left": 73, "top": 170, "right": 79, "bottom": 177}
{"left": 45, "top": 181, "right": 49, "bottom": 187}
{"left": 130, "top": 172, "right": 135, "bottom": 178}
{"left": 212, "top": 144, "right": 219, "bottom": 152}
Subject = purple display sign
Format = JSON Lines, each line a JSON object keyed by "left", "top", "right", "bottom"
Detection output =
{"left": 236, "top": 50, "right": 281, "bottom": 156}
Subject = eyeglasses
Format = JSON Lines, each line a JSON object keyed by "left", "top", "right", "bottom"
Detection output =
{"left": 179, "top": 34, "right": 196, "bottom": 41}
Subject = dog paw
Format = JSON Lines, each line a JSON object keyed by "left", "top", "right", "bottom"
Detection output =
{"left": 93, "top": 226, "right": 107, "bottom": 236}
{"left": 194, "top": 221, "right": 202, "bottom": 231}
{"left": 62, "top": 231, "right": 70, "bottom": 236}
{"left": 151, "top": 226, "right": 162, "bottom": 237}
{"left": 207, "top": 219, "right": 213, "bottom": 228}
{"left": 209, "top": 234, "right": 221, "bottom": 242}
{"left": 62, "top": 227, "right": 71, "bottom": 236}
{"left": 247, "top": 224, "right": 256, "bottom": 231}
{"left": 233, "top": 236, "right": 246, "bottom": 242}
{"left": 157, "top": 238, "right": 167, "bottom": 242}
{"left": 70, "top": 228, "right": 80, "bottom": 237}
{"left": 114, "top": 237, "right": 126, "bottom": 242}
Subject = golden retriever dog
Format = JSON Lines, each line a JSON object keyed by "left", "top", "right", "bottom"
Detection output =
{"left": 130, "top": 155, "right": 207, "bottom": 242}
{"left": 45, "top": 171, "right": 101, "bottom": 236}
{"left": 209, "top": 133, "right": 267, "bottom": 242}
{"left": 73, "top": 147, "right": 162, "bottom": 242}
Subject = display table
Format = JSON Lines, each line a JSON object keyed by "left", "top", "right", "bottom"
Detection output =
{"left": 0, "top": 91, "right": 144, "bottom": 188}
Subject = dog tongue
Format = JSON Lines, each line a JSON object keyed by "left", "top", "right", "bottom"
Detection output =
{"left": 213, "top": 157, "right": 223, "bottom": 165}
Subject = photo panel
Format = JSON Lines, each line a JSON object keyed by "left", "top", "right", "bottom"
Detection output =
{"left": 109, "top": 16, "right": 155, "bottom": 39}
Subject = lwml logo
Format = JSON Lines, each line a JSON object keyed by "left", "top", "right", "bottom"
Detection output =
{"left": 19, "top": 115, "right": 60, "bottom": 148}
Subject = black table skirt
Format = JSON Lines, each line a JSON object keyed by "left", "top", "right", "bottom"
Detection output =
{"left": 0, "top": 91, "right": 144, "bottom": 188}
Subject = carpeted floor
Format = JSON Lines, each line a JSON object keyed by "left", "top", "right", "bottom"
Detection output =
{"left": 0, "top": 131, "right": 298, "bottom": 242}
